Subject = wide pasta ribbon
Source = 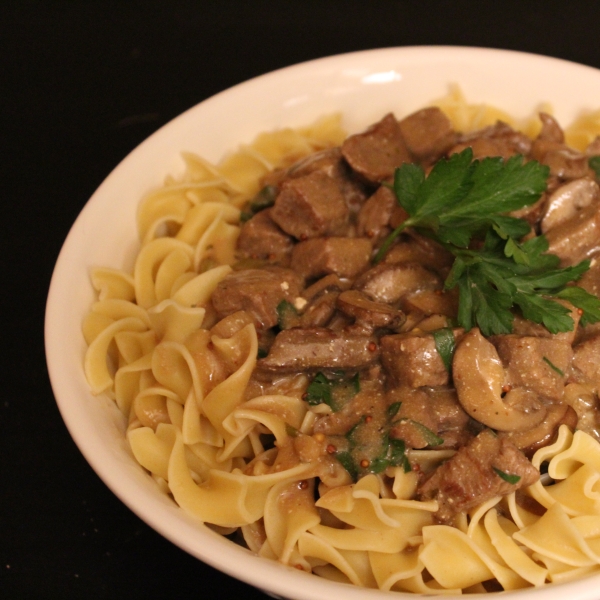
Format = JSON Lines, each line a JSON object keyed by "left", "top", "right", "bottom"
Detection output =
{"left": 368, "top": 548, "right": 425, "bottom": 592}
{"left": 148, "top": 299, "right": 206, "bottom": 342}
{"left": 297, "top": 532, "right": 378, "bottom": 588}
{"left": 90, "top": 266, "right": 135, "bottom": 302}
{"left": 483, "top": 509, "right": 548, "bottom": 586}
{"left": 262, "top": 479, "right": 320, "bottom": 565}
{"left": 134, "top": 237, "right": 194, "bottom": 309}
{"left": 84, "top": 316, "right": 148, "bottom": 395}
{"left": 202, "top": 324, "right": 257, "bottom": 438}
{"left": 514, "top": 502, "right": 600, "bottom": 567}
{"left": 420, "top": 525, "right": 529, "bottom": 590}
{"left": 167, "top": 431, "right": 312, "bottom": 527}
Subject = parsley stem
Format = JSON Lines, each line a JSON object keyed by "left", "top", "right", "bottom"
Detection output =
{"left": 374, "top": 221, "right": 411, "bottom": 263}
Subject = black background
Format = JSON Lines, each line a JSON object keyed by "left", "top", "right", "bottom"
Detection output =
{"left": 4, "top": 1, "right": 600, "bottom": 598}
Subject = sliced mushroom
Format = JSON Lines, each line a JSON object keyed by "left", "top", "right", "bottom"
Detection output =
{"left": 452, "top": 328, "right": 547, "bottom": 432}
{"left": 540, "top": 178, "right": 600, "bottom": 233}
{"left": 545, "top": 202, "right": 600, "bottom": 266}
{"left": 353, "top": 262, "right": 442, "bottom": 305}
{"left": 499, "top": 404, "right": 577, "bottom": 457}
{"left": 336, "top": 289, "right": 406, "bottom": 330}
{"left": 537, "top": 112, "right": 565, "bottom": 143}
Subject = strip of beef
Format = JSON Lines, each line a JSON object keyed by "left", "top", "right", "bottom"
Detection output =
{"left": 270, "top": 171, "right": 349, "bottom": 240}
{"left": 237, "top": 208, "right": 294, "bottom": 264}
{"left": 397, "top": 107, "right": 456, "bottom": 166}
{"left": 290, "top": 236, "right": 371, "bottom": 281}
{"left": 417, "top": 429, "right": 540, "bottom": 523}
{"left": 341, "top": 113, "right": 412, "bottom": 183}
{"left": 257, "top": 327, "right": 379, "bottom": 372}
{"left": 211, "top": 267, "right": 302, "bottom": 330}
{"left": 380, "top": 329, "right": 463, "bottom": 388}
{"left": 353, "top": 261, "right": 442, "bottom": 305}
{"left": 491, "top": 334, "right": 573, "bottom": 401}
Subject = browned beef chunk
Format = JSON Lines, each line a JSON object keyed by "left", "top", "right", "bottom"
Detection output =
{"left": 286, "top": 147, "right": 369, "bottom": 213}
{"left": 341, "top": 113, "right": 412, "bottom": 183}
{"left": 287, "top": 147, "right": 344, "bottom": 179}
{"left": 417, "top": 429, "right": 539, "bottom": 523}
{"left": 573, "top": 333, "right": 600, "bottom": 391}
{"left": 450, "top": 121, "right": 532, "bottom": 160}
{"left": 397, "top": 107, "right": 456, "bottom": 165}
{"left": 270, "top": 171, "right": 349, "bottom": 240}
{"left": 353, "top": 262, "right": 442, "bottom": 305}
{"left": 380, "top": 330, "right": 463, "bottom": 388}
{"left": 427, "top": 388, "right": 476, "bottom": 447}
{"left": 356, "top": 185, "right": 405, "bottom": 242}
{"left": 336, "top": 289, "right": 406, "bottom": 331}
{"left": 382, "top": 233, "right": 454, "bottom": 276}
{"left": 257, "top": 327, "right": 379, "bottom": 372}
{"left": 511, "top": 301, "right": 580, "bottom": 345}
{"left": 545, "top": 204, "right": 600, "bottom": 266}
{"left": 290, "top": 237, "right": 372, "bottom": 280}
{"left": 237, "top": 209, "right": 294, "bottom": 264}
{"left": 211, "top": 267, "right": 302, "bottom": 329}
{"left": 491, "top": 335, "right": 572, "bottom": 401}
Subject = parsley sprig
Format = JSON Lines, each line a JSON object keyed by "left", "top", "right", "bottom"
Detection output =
{"left": 376, "top": 148, "right": 600, "bottom": 336}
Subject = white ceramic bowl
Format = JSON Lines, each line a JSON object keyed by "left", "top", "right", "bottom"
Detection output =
{"left": 45, "top": 46, "right": 600, "bottom": 599}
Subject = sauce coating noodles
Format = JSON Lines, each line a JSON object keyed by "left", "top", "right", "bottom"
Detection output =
{"left": 84, "top": 90, "right": 600, "bottom": 593}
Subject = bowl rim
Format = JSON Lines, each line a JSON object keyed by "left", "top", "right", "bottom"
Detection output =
{"left": 45, "top": 45, "right": 600, "bottom": 599}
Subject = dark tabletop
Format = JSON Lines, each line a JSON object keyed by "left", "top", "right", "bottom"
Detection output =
{"left": 4, "top": 1, "right": 600, "bottom": 598}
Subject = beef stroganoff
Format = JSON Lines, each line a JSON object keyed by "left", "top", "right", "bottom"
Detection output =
{"left": 84, "top": 90, "right": 600, "bottom": 594}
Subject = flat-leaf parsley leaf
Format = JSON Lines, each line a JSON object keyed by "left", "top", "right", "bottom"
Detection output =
{"left": 376, "top": 148, "right": 600, "bottom": 335}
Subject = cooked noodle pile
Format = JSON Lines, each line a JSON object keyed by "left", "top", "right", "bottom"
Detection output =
{"left": 84, "top": 90, "right": 600, "bottom": 593}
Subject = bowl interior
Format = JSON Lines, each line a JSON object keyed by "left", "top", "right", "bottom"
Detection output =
{"left": 45, "top": 46, "right": 600, "bottom": 600}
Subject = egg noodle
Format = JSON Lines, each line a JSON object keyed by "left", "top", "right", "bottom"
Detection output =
{"left": 84, "top": 89, "right": 600, "bottom": 593}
